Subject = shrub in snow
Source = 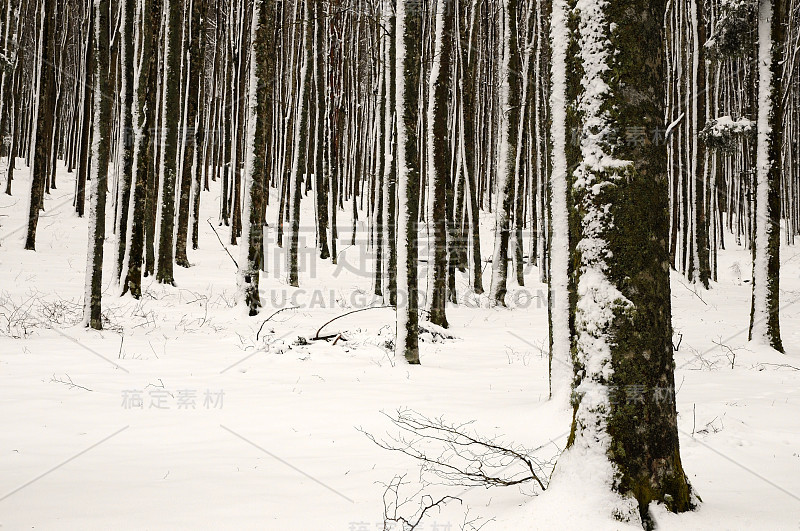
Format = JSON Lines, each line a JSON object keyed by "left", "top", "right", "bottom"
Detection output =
{"left": 700, "top": 115, "right": 754, "bottom": 152}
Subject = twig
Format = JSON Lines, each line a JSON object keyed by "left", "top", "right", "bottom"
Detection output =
{"left": 673, "top": 332, "right": 683, "bottom": 352}
{"left": 50, "top": 374, "right": 93, "bottom": 392}
{"left": 381, "top": 474, "right": 462, "bottom": 531}
{"left": 313, "top": 305, "right": 392, "bottom": 340}
{"left": 362, "top": 409, "right": 552, "bottom": 492}
{"left": 676, "top": 278, "right": 708, "bottom": 306}
{"left": 758, "top": 362, "right": 800, "bottom": 371}
{"left": 207, "top": 218, "right": 238, "bottom": 269}
{"left": 256, "top": 306, "right": 300, "bottom": 341}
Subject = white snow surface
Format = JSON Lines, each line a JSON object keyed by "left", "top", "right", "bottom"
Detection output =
{"left": 0, "top": 160, "right": 799, "bottom": 529}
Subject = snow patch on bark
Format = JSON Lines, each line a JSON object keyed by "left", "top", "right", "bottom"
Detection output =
{"left": 547, "top": 0, "right": 638, "bottom": 521}
{"left": 751, "top": 0, "right": 775, "bottom": 344}
{"left": 548, "top": 0, "right": 571, "bottom": 404}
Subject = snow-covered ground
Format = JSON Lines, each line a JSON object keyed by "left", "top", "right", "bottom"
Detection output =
{"left": 1, "top": 161, "right": 799, "bottom": 530}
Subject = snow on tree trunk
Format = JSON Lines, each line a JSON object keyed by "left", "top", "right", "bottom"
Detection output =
{"left": 114, "top": 0, "right": 135, "bottom": 283}
{"left": 382, "top": 1, "right": 398, "bottom": 306}
{"left": 238, "top": 0, "right": 273, "bottom": 316}
{"left": 313, "top": 0, "right": 330, "bottom": 261}
{"left": 395, "top": 0, "right": 421, "bottom": 365}
{"left": 287, "top": 0, "right": 310, "bottom": 288}
{"left": 24, "top": 0, "right": 55, "bottom": 251}
{"left": 489, "top": 0, "right": 519, "bottom": 306}
{"left": 122, "top": 0, "right": 160, "bottom": 299}
{"left": 425, "top": 0, "right": 450, "bottom": 328}
{"left": 84, "top": 0, "right": 107, "bottom": 330}
{"left": 175, "top": 0, "right": 204, "bottom": 269}
{"left": 548, "top": 0, "right": 572, "bottom": 404}
{"left": 155, "top": 0, "right": 182, "bottom": 285}
{"left": 550, "top": 0, "right": 694, "bottom": 524}
{"left": 749, "top": 0, "right": 784, "bottom": 352}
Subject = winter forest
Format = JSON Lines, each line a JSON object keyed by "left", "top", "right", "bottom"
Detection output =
{"left": 0, "top": 0, "right": 799, "bottom": 528}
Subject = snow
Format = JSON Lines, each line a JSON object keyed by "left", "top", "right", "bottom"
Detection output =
{"left": 2, "top": 160, "right": 800, "bottom": 528}
{"left": 707, "top": 115, "right": 755, "bottom": 137}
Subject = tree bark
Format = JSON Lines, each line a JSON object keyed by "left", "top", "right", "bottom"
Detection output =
{"left": 561, "top": 0, "right": 693, "bottom": 523}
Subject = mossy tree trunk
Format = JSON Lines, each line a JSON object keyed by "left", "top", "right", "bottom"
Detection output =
{"left": 749, "top": 0, "right": 785, "bottom": 353}
{"left": 84, "top": 0, "right": 108, "bottom": 331}
{"left": 562, "top": 0, "right": 693, "bottom": 525}
{"left": 425, "top": 0, "right": 452, "bottom": 328}
{"left": 395, "top": 0, "right": 422, "bottom": 365}
{"left": 155, "top": 0, "right": 183, "bottom": 285}
{"left": 238, "top": 0, "right": 275, "bottom": 315}
{"left": 122, "top": 0, "right": 160, "bottom": 298}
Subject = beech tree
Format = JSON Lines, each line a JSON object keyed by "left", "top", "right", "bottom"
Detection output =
{"left": 23, "top": 0, "right": 55, "bottom": 251}
{"left": 749, "top": 0, "right": 785, "bottom": 351}
{"left": 557, "top": 0, "right": 693, "bottom": 524}
{"left": 155, "top": 0, "right": 184, "bottom": 285}
{"left": 83, "top": 0, "right": 107, "bottom": 330}
{"left": 395, "top": 0, "right": 421, "bottom": 365}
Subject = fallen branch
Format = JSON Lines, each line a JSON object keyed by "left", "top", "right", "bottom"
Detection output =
{"left": 380, "top": 474, "right": 461, "bottom": 531}
{"left": 50, "top": 374, "right": 93, "bottom": 392}
{"left": 256, "top": 306, "right": 300, "bottom": 341}
{"left": 313, "top": 305, "right": 392, "bottom": 340}
{"left": 207, "top": 218, "right": 238, "bottom": 269}
{"left": 361, "top": 409, "right": 553, "bottom": 492}
{"left": 757, "top": 362, "right": 800, "bottom": 371}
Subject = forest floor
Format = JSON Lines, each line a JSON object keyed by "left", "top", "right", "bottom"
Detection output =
{"left": 1, "top": 161, "right": 799, "bottom": 530}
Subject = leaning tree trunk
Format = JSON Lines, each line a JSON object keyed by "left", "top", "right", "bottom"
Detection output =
{"left": 557, "top": 0, "right": 694, "bottom": 525}
{"left": 749, "top": 0, "right": 785, "bottom": 352}
{"left": 395, "top": 0, "right": 422, "bottom": 365}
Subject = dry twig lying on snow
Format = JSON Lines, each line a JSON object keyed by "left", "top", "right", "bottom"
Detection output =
{"left": 361, "top": 409, "right": 553, "bottom": 492}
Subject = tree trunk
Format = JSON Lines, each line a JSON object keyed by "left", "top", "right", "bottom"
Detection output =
{"left": 84, "top": 0, "right": 108, "bottom": 330}
{"left": 395, "top": 0, "right": 421, "bottom": 365}
{"left": 114, "top": 0, "right": 135, "bottom": 281}
{"left": 749, "top": 0, "right": 785, "bottom": 352}
{"left": 559, "top": 0, "right": 694, "bottom": 524}
{"left": 24, "top": 0, "right": 56, "bottom": 250}
{"left": 238, "top": 0, "right": 275, "bottom": 315}
{"left": 175, "top": 0, "right": 203, "bottom": 267}
{"left": 425, "top": 0, "right": 452, "bottom": 328}
{"left": 489, "top": 0, "right": 521, "bottom": 306}
{"left": 122, "top": 0, "right": 160, "bottom": 298}
{"left": 155, "top": 0, "right": 183, "bottom": 284}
